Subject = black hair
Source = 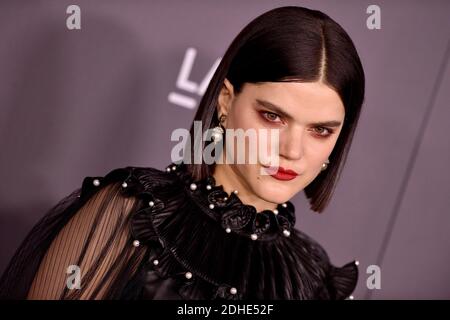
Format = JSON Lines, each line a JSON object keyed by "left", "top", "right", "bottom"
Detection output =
{"left": 185, "top": 6, "right": 365, "bottom": 213}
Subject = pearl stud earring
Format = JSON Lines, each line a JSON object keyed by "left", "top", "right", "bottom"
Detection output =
{"left": 211, "top": 114, "right": 226, "bottom": 144}
{"left": 321, "top": 159, "right": 330, "bottom": 171}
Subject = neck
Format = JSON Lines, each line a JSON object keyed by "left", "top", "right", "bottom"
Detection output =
{"left": 212, "top": 160, "right": 278, "bottom": 213}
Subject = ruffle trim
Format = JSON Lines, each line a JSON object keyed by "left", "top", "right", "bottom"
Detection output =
{"left": 169, "top": 162, "right": 297, "bottom": 241}
{"left": 327, "top": 261, "right": 359, "bottom": 300}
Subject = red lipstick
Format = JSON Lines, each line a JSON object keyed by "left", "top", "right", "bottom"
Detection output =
{"left": 263, "top": 166, "right": 299, "bottom": 181}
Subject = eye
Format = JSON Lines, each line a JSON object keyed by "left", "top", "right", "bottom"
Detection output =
{"left": 313, "top": 126, "right": 334, "bottom": 137}
{"left": 261, "top": 111, "right": 282, "bottom": 123}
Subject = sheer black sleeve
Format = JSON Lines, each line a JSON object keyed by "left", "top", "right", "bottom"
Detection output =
{"left": 0, "top": 172, "right": 147, "bottom": 300}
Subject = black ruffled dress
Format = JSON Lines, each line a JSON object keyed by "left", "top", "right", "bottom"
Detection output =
{"left": 0, "top": 162, "right": 358, "bottom": 300}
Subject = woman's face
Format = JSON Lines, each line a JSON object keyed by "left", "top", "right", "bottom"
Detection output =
{"left": 216, "top": 79, "right": 345, "bottom": 206}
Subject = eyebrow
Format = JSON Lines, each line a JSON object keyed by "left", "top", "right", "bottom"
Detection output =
{"left": 255, "top": 99, "right": 342, "bottom": 127}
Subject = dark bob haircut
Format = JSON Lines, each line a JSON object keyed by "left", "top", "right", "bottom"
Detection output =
{"left": 185, "top": 6, "right": 365, "bottom": 213}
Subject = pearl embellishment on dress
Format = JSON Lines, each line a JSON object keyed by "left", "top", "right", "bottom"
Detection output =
{"left": 166, "top": 165, "right": 291, "bottom": 240}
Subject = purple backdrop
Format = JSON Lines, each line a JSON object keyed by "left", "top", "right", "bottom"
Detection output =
{"left": 0, "top": 0, "right": 449, "bottom": 299}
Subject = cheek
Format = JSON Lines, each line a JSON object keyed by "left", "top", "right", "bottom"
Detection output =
{"left": 228, "top": 107, "right": 270, "bottom": 162}
{"left": 258, "top": 130, "right": 280, "bottom": 164}
{"left": 235, "top": 163, "right": 259, "bottom": 188}
{"left": 303, "top": 135, "right": 338, "bottom": 159}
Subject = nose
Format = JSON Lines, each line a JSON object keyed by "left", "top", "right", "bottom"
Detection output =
{"left": 279, "top": 128, "right": 304, "bottom": 160}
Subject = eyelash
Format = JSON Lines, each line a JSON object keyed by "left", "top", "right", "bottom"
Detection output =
{"left": 313, "top": 126, "right": 334, "bottom": 138}
{"left": 261, "top": 111, "right": 282, "bottom": 123}
{"left": 259, "top": 111, "right": 334, "bottom": 138}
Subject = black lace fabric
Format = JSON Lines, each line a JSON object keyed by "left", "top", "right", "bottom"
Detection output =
{"left": 0, "top": 164, "right": 358, "bottom": 300}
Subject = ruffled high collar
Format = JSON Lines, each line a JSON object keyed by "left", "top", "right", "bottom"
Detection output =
{"left": 167, "top": 162, "right": 296, "bottom": 241}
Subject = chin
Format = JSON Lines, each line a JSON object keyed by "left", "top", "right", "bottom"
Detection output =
{"left": 253, "top": 180, "right": 297, "bottom": 205}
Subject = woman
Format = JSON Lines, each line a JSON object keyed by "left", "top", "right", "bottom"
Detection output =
{"left": 0, "top": 6, "right": 365, "bottom": 300}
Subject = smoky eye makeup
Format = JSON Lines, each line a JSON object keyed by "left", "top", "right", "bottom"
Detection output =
{"left": 253, "top": 100, "right": 338, "bottom": 138}
{"left": 259, "top": 110, "right": 283, "bottom": 123}
{"left": 253, "top": 103, "right": 287, "bottom": 125}
{"left": 312, "top": 126, "right": 335, "bottom": 138}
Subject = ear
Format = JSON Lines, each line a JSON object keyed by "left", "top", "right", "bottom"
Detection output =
{"left": 217, "top": 78, "right": 235, "bottom": 124}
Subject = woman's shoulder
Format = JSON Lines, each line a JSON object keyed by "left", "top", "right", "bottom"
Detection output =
{"left": 78, "top": 165, "right": 175, "bottom": 198}
{"left": 0, "top": 165, "right": 167, "bottom": 299}
{"left": 83, "top": 165, "right": 168, "bottom": 186}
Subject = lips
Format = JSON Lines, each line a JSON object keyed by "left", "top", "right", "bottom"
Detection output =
{"left": 263, "top": 166, "right": 299, "bottom": 181}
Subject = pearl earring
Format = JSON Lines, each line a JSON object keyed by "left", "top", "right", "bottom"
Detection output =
{"left": 211, "top": 114, "right": 226, "bottom": 144}
{"left": 321, "top": 159, "right": 330, "bottom": 171}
